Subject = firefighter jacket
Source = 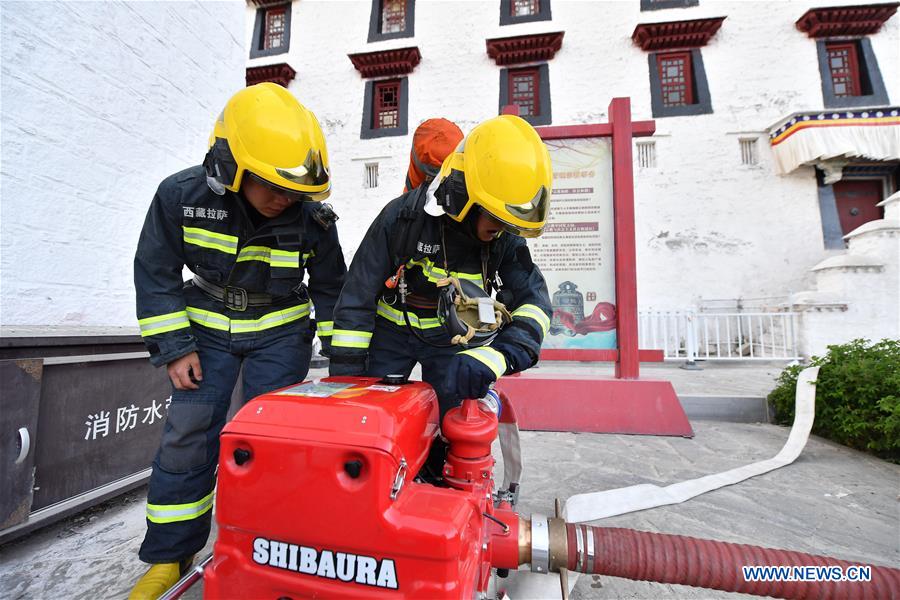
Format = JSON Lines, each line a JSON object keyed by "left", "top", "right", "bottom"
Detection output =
{"left": 330, "top": 189, "right": 552, "bottom": 379}
{"left": 135, "top": 166, "right": 346, "bottom": 367}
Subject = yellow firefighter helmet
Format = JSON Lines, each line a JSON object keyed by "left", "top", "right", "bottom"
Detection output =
{"left": 204, "top": 82, "right": 331, "bottom": 200}
{"left": 435, "top": 115, "right": 551, "bottom": 238}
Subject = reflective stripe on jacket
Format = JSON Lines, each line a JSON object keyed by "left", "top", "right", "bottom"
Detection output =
{"left": 134, "top": 166, "right": 346, "bottom": 367}
{"left": 330, "top": 186, "right": 552, "bottom": 374}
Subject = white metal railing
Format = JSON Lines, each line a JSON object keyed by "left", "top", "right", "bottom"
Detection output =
{"left": 639, "top": 310, "right": 800, "bottom": 361}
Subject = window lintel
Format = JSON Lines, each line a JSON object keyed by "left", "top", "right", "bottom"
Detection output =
{"left": 632, "top": 17, "right": 725, "bottom": 51}
{"left": 348, "top": 46, "right": 422, "bottom": 79}
{"left": 796, "top": 3, "right": 898, "bottom": 38}
{"left": 485, "top": 31, "right": 564, "bottom": 66}
{"left": 245, "top": 63, "right": 297, "bottom": 87}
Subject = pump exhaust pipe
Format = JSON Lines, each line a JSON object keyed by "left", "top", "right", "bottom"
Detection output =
{"left": 513, "top": 515, "right": 900, "bottom": 599}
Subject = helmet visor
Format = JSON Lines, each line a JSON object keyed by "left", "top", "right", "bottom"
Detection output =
{"left": 245, "top": 172, "right": 311, "bottom": 204}
{"left": 273, "top": 149, "right": 330, "bottom": 188}
{"left": 498, "top": 185, "right": 549, "bottom": 238}
{"left": 498, "top": 220, "right": 544, "bottom": 239}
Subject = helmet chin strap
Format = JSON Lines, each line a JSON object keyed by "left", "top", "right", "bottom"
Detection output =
{"left": 203, "top": 149, "right": 228, "bottom": 196}
{"left": 206, "top": 176, "right": 227, "bottom": 196}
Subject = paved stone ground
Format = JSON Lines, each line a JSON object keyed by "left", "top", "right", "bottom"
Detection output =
{"left": 2, "top": 416, "right": 897, "bottom": 599}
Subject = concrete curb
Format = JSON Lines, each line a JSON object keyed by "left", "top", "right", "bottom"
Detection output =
{"left": 679, "top": 395, "right": 770, "bottom": 423}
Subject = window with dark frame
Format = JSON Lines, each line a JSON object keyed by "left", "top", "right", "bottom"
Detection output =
{"left": 509, "top": 68, "right": 540, "bottom": 117}
{"left": 814, "top": 38, "right": 888, "bottom": 109}
{"left": 250, "top": 2, "right": 291, "bottom": 59}
{"left": 374, "top": 80, "right": 401, "bottom": 129}
{"left": 381, "top": 0, "right": 406, "bottom": 34}
{"left": 796, "top": 6, "right": 892, "bottom": 109}
{"left": 657, "top": 52, "right": 693, "bottom": 107}
{"left": 263, "top": 7, "right": 287, "bottom": 50}
{"left": 512, "top": 0, "right": 540, "bottom": 17}
{"left": 367, "top": 0, "right": 413, "bottom": 41}
{"left": 825, "top": 42, "right": 862, "bottom": 97}
{"left": 646, "top": 49, "right": 713, "bottom": 118}
{"left": 499, "top": 0, "right": 551, "bottom": 25}
{"left": 498, "top": 63, "right": 551, "bottom": 125}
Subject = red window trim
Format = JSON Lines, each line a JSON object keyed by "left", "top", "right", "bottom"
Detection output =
{"left": 373, "top": 79, "right": 401, "bottom": 129}
{"left": 263, "top": 7, "right": 286, "bottom": 50}
{"left": 825, "top": 42, "right": 863, "bottom": 97}
{"left": 657, "top": 51, "right": 694, "bottom": 106}
{"left": 508, "top": 68, "right": 540, "bottom": 117}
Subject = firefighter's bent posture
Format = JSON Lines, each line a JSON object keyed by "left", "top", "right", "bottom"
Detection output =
{"left": 129, "top": 83, "right": 345, "bottom": 598}
{"left": 329, "top": 115, "right": 552, "bottom": 419}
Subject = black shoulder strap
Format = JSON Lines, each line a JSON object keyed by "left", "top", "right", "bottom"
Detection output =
{"left": 389, "top": 185, "right": 430, "bottom": 271}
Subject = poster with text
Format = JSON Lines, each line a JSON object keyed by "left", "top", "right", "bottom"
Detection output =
{"left": 529, "top": 137, "right": 617, "bottom": 350}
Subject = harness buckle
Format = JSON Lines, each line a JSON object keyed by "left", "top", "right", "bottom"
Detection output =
{"left": 291, "top": 282, "right": 310, "bottom": 302}
{"left": 223, "top": 286, "right": 249, "bottom": 311}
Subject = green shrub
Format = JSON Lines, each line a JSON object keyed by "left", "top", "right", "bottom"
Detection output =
{"left": 768, "top": 338, "right": 900, "bottom": 462}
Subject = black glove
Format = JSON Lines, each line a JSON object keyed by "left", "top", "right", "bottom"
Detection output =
{"left": 328, "top": 354, "right": 367, "bottom": 377}
{"left": 444, "top": 352, "right": 498, "bottom": 401}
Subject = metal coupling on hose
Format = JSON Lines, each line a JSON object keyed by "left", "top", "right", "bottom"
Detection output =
{"left": 524, "top": 514, "right": 569, "bottom": 574}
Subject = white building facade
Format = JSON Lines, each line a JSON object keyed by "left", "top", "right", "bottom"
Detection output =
{"left": 246, "top": 0, "right": 899, "bottom": 357}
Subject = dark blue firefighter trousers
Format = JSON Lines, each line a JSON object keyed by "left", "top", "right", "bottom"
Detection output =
{"left": 139, "top": 319, "right": 313, "bottom": 563}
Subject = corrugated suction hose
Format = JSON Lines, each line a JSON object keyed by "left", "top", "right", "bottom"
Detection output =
{"left": 565, "top": 525, "right": 900, "bottom": 599}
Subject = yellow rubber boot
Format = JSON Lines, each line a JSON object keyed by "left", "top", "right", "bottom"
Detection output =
{"left": 128, "top": 557, "right": 193, "bottom": 600}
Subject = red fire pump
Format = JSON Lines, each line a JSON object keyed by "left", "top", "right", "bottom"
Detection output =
{"left": 177, "top": 377, "right": 899, "bottom": 599}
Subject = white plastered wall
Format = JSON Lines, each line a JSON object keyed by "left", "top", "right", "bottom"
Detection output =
{"left": 251, "top": 0, "right": 898, "bottom": 313}
{"left": 0, "top": 0, "right": 245, "bottom": 328}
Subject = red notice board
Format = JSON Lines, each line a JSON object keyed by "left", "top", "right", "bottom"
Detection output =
{"left": 497, "top": 99, "right": 692, "bottom": 436}
{"left": 533, "top": 98, "right": 657, "bottom": 379}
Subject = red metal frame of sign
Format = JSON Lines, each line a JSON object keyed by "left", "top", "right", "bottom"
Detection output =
{"left": 534, "top": 98, "right": 655, "bottom": 379}
{"left": 497, "top": 99, "right": 692, "bottom": 437}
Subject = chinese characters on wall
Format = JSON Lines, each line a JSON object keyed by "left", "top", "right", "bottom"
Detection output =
{"left": 84, "top": 395, "right": 171, "bottom": 441}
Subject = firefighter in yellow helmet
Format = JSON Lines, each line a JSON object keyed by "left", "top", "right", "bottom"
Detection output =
{"left": 329, "top": 114, "right": 552, "bottom": 445}
{"left": 129, "top": 83, "right": 346, "bottom": 598}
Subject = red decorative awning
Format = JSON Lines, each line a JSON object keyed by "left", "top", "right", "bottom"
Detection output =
{"left": 631, "top": 17, "right": 726, "bottom": 51}
{"left": 796, "top": 3, "right": 898, "bottom": 38}
{"left": 246, "top": 63, "right": 297, "bottom": 87}
{"left": 348, "top": 47, "right": 421, "bottom": 78}
{"left": 485, "top": 31, "right": 565, "bottom": 66}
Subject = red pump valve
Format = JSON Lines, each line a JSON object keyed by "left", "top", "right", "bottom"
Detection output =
{"left": 441, "top": 398, "right": 498, "bottom": 489}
